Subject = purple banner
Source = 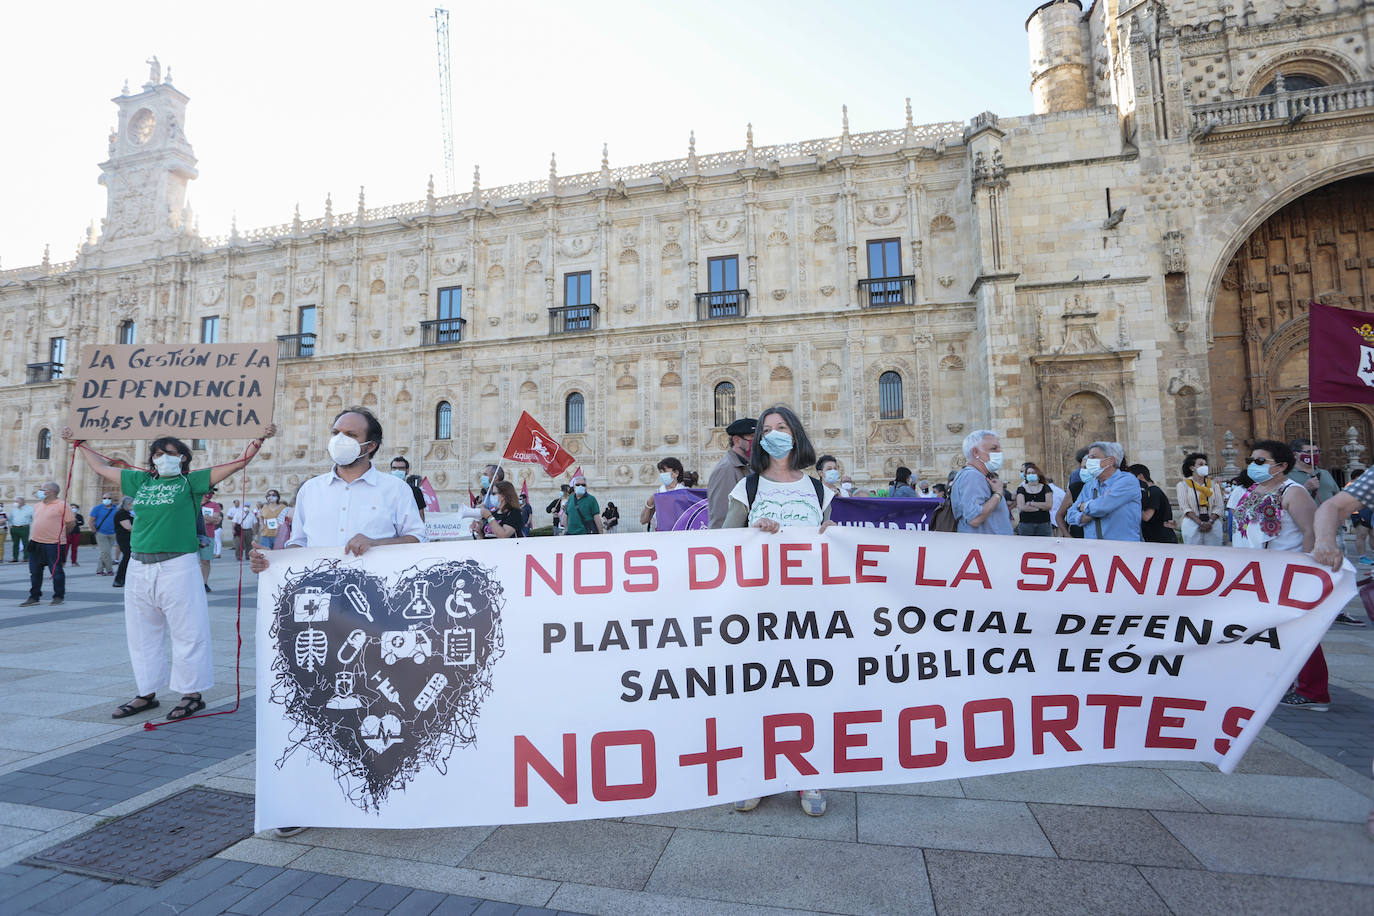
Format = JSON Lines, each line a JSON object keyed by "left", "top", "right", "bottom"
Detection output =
{"left": 829, "top": 496, "right": 942, "bottom": 531}
{"left": 653, "top": 488, "right": 710, "bottom": 531}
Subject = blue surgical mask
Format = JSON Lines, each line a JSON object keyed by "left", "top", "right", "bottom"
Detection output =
{"left": 1025, "top": 473, "right": 1039, "bottom": 484}
{"left": 1079, "top": 468, "right": 1096, "bottom": 484}
{"left": 573, "top": 484, "right": 587, "bottom": 496}
{"left": 1083, "top": 458, "right": 1104, "bottom": 477}
{"left": 760, "top": 430, "right": 793, "bottom": 459}
{"left": 391, "top": 469, "right": 406, "bottom": 479}
{"left": 823, "top": 469, "right": 840, "bottom": 484}
{"left": 659, "top": 472, "right": 674, "bottom": 487}
{"left": 1248, "top": 461, "right": 1272, "bottom": 484}
{"left": 480, "top": 475, "right": 491, "bottom": 489}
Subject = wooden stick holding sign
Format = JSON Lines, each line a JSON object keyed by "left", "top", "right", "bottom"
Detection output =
{"left": 68, "top": 344, "right": 278, "bottom": 440}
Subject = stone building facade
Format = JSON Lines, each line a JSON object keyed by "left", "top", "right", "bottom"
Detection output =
{"left": 4, "top": 1, "right": 1374, "bottom": 515}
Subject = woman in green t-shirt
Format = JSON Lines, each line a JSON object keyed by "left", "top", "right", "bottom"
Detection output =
{"left": 65, "top": 425, "right": 274, "bottom": 721}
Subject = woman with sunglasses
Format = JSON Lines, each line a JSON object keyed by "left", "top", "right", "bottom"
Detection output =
{"left": 1232, "top": 439, "right": 1328, "bottom": 712}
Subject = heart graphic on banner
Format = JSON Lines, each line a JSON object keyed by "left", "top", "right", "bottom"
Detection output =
{"left": 268, "top": 558, "right": 505, "bottom": 811}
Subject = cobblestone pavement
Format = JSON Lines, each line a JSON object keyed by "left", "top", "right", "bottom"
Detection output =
{"left": 0, "top": 550, "right": 1372, "bottom": 915}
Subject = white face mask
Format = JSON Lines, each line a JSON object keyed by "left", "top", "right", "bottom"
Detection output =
{"left": 823, "top": 469, "right": 840, "bottom": 484}
{"left": 1083, "top": 457, "right": 1104, "bottom": 477}
{"left": 984, "top": 451, "right": 1004, "bottom": 473}
{"left": 1194, "top": 464, "right": 1209, "bottom": 477}
{"left": 153, "top": 455, "right": 183, "bottom": 477}
{"left": 840, "top": 482, "right": 853, "bottom": 494}
{"left": 328, "top": 432, "right": 364, "bottom": 466}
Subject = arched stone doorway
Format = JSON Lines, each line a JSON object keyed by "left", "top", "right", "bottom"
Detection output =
{"left": 1208, "top": 173, "right": 1374, "bottom": 479}
{"left": 1047, "top": 389, "right": 1118, "bottom": 484}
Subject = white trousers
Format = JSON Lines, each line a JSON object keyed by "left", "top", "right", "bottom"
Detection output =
{"left": 1181, "top": 518, "right": 1224, "bottom": 546}
{"left": 213, "top": 528, "right": 223, "bottom": 557}
{"left": 124, "top": 552, "right": 214, "bottom": 696}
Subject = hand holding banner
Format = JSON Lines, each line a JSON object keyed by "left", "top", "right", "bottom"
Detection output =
{"left": 503, "top": 411, "right": 575, "bottom": 477}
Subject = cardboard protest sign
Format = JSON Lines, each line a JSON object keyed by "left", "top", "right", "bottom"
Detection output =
{"left": 69, "top": 344, "right": 277, "bottom": 439}
{"left": 256, "top": 528, "right": 1352, "bottom": 830}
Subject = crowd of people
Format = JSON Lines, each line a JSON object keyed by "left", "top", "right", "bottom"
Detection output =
{"left": 1, "top": 409, "right": 1367, "bottom": 834}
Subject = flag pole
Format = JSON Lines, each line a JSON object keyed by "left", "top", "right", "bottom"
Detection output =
{"left": 1307, "top": 400, "right": 1315, "bottom": 455}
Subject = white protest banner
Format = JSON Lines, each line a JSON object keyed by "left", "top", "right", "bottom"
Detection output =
{"left": 69, "top": 343, "right": 277, "bottom": 439}
{"left": 255, "top": 528, "right": 1352, "bottom": 830}
{"left": 423, "top": 513, "right": 477, "bottom": 541}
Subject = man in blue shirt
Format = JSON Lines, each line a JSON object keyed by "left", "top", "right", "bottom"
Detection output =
{"left": 952, "top": 429, "right": 1014, "bottom": 536}
{"left": 89, "top": 492, "right": 119, "bottom": 576}
{"left": 1067, "top": 441, "right": 1141, "bottom": 541}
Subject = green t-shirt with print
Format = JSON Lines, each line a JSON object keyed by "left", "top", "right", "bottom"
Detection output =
{"left": 121, "top": 468, "right": 212, "bottom": 554}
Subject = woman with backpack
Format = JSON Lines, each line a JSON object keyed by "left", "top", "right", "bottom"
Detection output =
{"left": 721, "top": 405, "right": 833, "bottom": 817}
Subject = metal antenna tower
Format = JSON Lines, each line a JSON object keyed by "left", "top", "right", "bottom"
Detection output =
{"left": 433, "top": 7, "right": 455, "bottom": 195}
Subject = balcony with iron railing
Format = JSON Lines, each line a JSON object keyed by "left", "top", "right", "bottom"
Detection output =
{"left": 25, "top": 362, "right": 63, "bottom": 384}
{"left": 549, "top": 304, "right": 599, "bottom": 335}
{"left": 695, "top": 290, "right": 750, "bottom": 321}
{"left": 858, "top": 276, "right": 916, "bottom": 308}
{"left": 1190, "top": 80, "right": 1374, "bottom": 136}
{"left": 277, "top": 333, "right": 317, "bottom": 360}
{"left": 420, "top": 317, "right": 468, "bottom": 346}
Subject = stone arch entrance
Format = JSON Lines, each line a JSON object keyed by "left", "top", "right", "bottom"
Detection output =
{"left": 1207, "top": 173, "right": 1374, "bottom": 479}
{"left": 1047, "top": 389, "right": 1118, "bottom": 484}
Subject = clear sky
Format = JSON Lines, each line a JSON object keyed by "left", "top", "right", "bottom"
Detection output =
{"left": 0, "top": 0, "right": 1042, "bottom": 268}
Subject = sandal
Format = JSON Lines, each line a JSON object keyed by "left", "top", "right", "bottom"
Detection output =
{"left": 113, "top": 694, "right": 158, "bottom": 719}
{"left": 166, "top": 694, "right": 205, "bottom": 720}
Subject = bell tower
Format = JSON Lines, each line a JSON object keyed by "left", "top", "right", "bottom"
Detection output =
{"left": 97, "top": 57, "right": 198, "bottom": 248}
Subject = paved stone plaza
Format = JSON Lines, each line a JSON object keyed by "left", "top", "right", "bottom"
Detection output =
{"left": 0, "top": 553, "right": 1372, "bottom": 915}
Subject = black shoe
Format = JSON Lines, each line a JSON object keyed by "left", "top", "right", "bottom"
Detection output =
{"left": 50, "top": 597, "right": 63, "bottom": 606}
{"left": 18, "top": 598, "right": 39, "bottom": 607}
{"left": 204, "top": 584, "right": 211, "bottom": 593}
{"left": 1334, "top": 612, "right": 1366, "bottom": 627}
{"left": 113, "top": 581, "right": 124, "bottom": 588}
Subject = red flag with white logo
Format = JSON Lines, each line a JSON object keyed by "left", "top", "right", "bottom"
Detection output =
{"left": 1309, "top": 302, "right": 1374, "bottom": 404}
{"left": 502, "top": 411, "right": 576, "bottom": 477}
{"left": 418, "top": 476, "right": 440, "bottom": 512}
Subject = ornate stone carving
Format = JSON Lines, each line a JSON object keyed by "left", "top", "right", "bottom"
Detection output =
{"left": 700, "top": 218, "right": 744, "bottom": 243}
{"left": 859, "top": 201, "right": 905, "bottom": 226}
{"left": 1162, "top": 230, "right": 1187, "bottom": 273}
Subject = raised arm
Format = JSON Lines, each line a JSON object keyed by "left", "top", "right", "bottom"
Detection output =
{"left": 208, "top": 424, "right": 276, "bottom": 487}
{"left": 61, "top": 427, "right": 123, "bottom": 485}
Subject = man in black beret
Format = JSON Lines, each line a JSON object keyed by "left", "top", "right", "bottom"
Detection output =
{"left": 706, "top": 417, "right": 756, "bottom": 528}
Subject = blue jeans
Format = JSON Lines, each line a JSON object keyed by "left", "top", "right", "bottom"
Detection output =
{"left": 28, "top": 541, "right": 66, "bottom": 600}
{"left": 259, "top": 535, "right": 276, "bottom": 550}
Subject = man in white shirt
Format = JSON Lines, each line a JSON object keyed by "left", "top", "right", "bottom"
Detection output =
{"left": 250, "top": 408, "right": 424, "bottom": 572}
{"left": 249, "top": 406, "right": 424, "bottom": 838}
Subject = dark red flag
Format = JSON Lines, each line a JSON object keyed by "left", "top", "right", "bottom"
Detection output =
{"left": 1309, "top": 302, "right": 1374, "bottom": 404}
{"left": 502, "top": 411, "right": 576, "bottom": 477}
{"left": 418, "top": 476, "right": 440, "bottom": 512}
